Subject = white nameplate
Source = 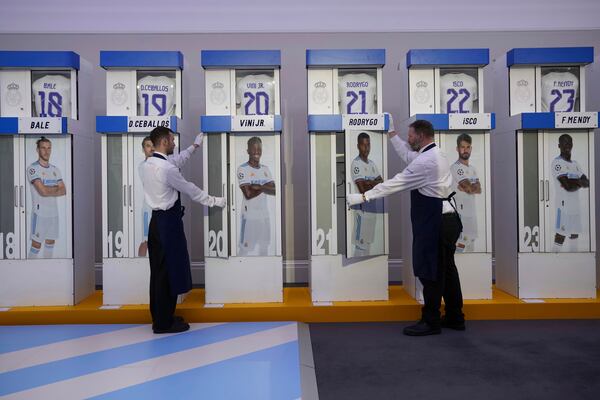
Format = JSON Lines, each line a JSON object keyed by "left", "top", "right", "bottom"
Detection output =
{"left": 448, "top": 113, "right": 492, "bottom": 130}
{"left": 231, "top": 115, "right": 274, "bottom": 132}
{"left": 127, "top": 116, "right": 171, "bottom": 132}
{"left": 555, "top": 112, "right": 598, "bottom": 129}
{"left": 343, "top": 114, "right": 385, "bottom": 131}
{"left": 18, "top": 117, "right": 63, "bottom": 134}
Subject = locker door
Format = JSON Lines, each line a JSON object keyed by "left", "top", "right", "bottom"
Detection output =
{"left": 310, "top": 132, "right": 337, "bottom": 255}
{"left": 0, "top": 136, "right": 22, "bottom": 260}
{"left": 102, "top": 134, "right": 129, "bottom": 258}
{"left": 543, "top": 130, "right": 591, "bottom": 253}
{"left": 345, "top": 130, "right": 386, "bottom": 258}
{"left": 204, "top": 132, "right": 229, "bottom": 258}
{"left": 517, "top": 131, "right": 544, "bottom": 252}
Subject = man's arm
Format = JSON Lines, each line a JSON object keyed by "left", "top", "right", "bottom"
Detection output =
{"left": 168, "top": 145, "right": 195, "bottom": 169}
{"left": 240, "top": 184, "right": 263, "bottom": 200}
{"left": 166, "top": 167, "right": 218, "bottom": 206}
{"left": 579, "top": 174, "right": 590, "bottom": 188}
{"left": 364, "top": 162, "right": 426, "bottom": 201}
{"left": 457, "top": 179, "right": 481, "bottom": 194}
{"left": 355, "top": 176, "right": 383, "bottom": 193}
{"left": 31, "top": 179, "right": 65, "bottom": 197}
{"left": 557, "top": 176, "right": 581, "bottom": 192}
{"left": 261, "top": 181, "right": 276, "bottom": 195}
{"left": 389, "top": 135, "right": 419, "bottom": 165}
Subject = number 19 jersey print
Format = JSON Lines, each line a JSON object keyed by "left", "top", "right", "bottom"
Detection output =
{"left": 137, "top": 76, "right": 176, "bottom": 116}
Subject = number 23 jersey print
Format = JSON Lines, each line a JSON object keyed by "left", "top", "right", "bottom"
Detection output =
{"left": 32, "top": 75, "right": 71, "bottom": 117}
{"left": 137, "top": 75, "right": 176, "bottom": 116}
{"left": 440, "top": 73, "right": 478, "bottom": 113}
{"left": 541, "top": 72, "right": 579, "bottom": 112}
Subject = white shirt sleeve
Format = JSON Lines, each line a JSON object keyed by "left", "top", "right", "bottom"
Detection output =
{"left": 389, "top": 135, "right": 419, "bottom": 164}
{"left": 165, "top": 166, "right": 215, "bottom": 206}
{"left": 167, "top": 145, "right": 196, "bottom": 169}
{"left": 365, "top": 160, "right": 427, "bottom": 201}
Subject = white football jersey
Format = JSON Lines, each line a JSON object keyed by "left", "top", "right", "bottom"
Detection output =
{"left": 32, "top": 75, "right": 71, "bottom": 117}
{"left": 541, "top": 72, "right": 579, "bottom": 112}
{"left": 237, "top": 162, "right": 274, "bottom": 219}
{"left": 138, "top": 160, "right": 152, "bottom": 239}
{"left": 551, "top": 156, "right": 584, "bottom": 214}
{"left": 28, "top": 161, "right": 63, "bottom": 218}
{"left": 339, "top": 73, "right": 377, "bottom": 114}
{"left": 137, "top": 76, "right": 176, "bottom": 116}
{"left": 440, "top": 73, "right": 478, "bottom": 114}
{"left": 236, "top": 75, "right": 275, "bottom": 115}
{"left": 451, "top": 161, "right": 479, "bottom": 235}
{"left": 351, "top": 156, "right": 381, "bottom": 243}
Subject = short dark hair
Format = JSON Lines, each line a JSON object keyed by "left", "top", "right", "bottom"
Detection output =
{"left": 456, "top": 133, "right": 472, "bottom": 146}
{"left": 357, "top": 132, "right": 370, "bottom": 143}
{"left": 409, "top": 120, "right": 434, "bottom": 138}
{"left": 36, "top": 136, "right": 51, "bottom": 148}
{"left": 247, "top": 136, "right": 262, "bottom": 148}
{"left": 142, "top": 136, "right": 153, "bottom": 148}
{"left": 559, "top": 133, "right": 573, "bottom": 145}
{"left": 149, "top": 127, "right": 173, "bottom": 147}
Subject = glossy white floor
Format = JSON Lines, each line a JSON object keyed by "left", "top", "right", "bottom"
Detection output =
{"left": 0, "top": 322, "right": 318, "bottom": 399}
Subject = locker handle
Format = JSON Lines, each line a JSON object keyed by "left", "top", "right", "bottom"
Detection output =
{"left": 539, "top": 180, "right": 544, "bottom": 202}
{"left": 223, "top": 183, "right": 227, "bottom": 208}
{"left": 230, "top": 184, "right": 235, "bottom": 209}
{"left": 545, "top": 180, "right": 549, "bottom": 202}
{"left": 332, "top": 182, "right": 336, "bottom": 205}
{"left": 19, "top": 186, "right": 24, "bottom": 208}
{"left": 348, "top": 182, "right": 351, "bottom": 195}
{"left": 123, "top": 185, "right": 127, "bottom": 207}
{"left": 14, "top": 186, "right": 18, "bottom": 208}
{"left": 128, "top": 185, "right": 132, "bottom": 207}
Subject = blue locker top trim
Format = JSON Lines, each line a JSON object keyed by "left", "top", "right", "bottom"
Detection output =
{"left": 406, "top": 49, "right": 489, "bottom": 68}
{"left": 0, "top": 117, "right": 69, "bottom": 134}
{"left": 306, "top": 49, "right": 385, "bottom": 67}
{"left": 201, "top": 50, "right": 281, "bottom": 68}
{"left": 96, "top": 116, "right": 178, "bottom": 133}
{"left": 200, "top": 115, "right": 283, "bottom": 133}
{"left": 100, "top": 51, "right": 183, "bottom": 69}
{"left": 0, "top": 51, "right": 80, "bottom": 69}
{"left": 507, "top": 47, "right": 594, "bottom": 67}
{"left": 307, "top": 115, "right": 343, "bottom": 132}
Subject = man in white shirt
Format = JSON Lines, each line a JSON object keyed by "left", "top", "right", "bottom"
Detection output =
{"left": 141, "top": 127, "right": 225, "bottom": 334}
{"left": 451, "top": 133, "right": 481, "bottom": 253}
{"left": 551, "top": 134, "right": 589, "bottom": 252}
{"left": 347, "top": 117, "right": 464, "bottom": 336}
{"left": 28, "top": 137, "right": 66, "bottom": 259}
{"left": 237, "top": 137, "right": 275, "bottom": 256}
{"left": 351, "top": 132, "right": 383, "bottom": 256}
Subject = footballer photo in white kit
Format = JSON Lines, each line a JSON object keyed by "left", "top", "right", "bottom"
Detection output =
{"left": 236, "top": 73, "right": 275, "bottom": 116}
{"left": 137, "top": 74, "right": 176, "bottom": 116}
{"left": 541, "top": 70, "right": 579, "bottom": 112}
{"left": 338, "top": 71, "right": 377, "bottom": 115}
{"left": 25, "top": 136, "right": 70, "bottom": 259}
{"left": 32, "top": 74, "right": 71, "bottom": 117}
{"left": 235, "top": 135, "right": 277, "bottom": 256}
{"left": 440, "top": 71, "right": 478, "bottom": 114}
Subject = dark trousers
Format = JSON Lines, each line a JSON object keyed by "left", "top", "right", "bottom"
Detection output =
{"left": 419, "top": 213, "right": 464, "bottom": 328}
{"left": 147, "top": 215, "right": 178, "bottom": 330}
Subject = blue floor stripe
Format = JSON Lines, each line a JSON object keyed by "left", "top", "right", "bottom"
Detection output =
{"left": 0, "top": 325, "right": 140, "bottom": 354}
{"left": 91, "top": 341, "right": 301, "bottom": 400}
{"left": 0, "top": 322, "right": 291, "bottom": 396}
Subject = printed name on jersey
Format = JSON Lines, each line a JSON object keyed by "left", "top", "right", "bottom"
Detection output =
{"left": 346, "top": 81, "right": 370, "bottom": 88}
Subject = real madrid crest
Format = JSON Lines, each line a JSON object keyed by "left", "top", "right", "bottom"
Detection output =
{"left": 515, "top": 79, "right": 531, "bottom": 103}
{"left": 111, "top": 82, "right": 128, "bottom": 106}
{"left": 6, "top": 82, "right": 22, "bottom": 107}
{"left": 312, "top": 81, "right": 329, "bottom": 105}
{"left": 210, "top": 81, "right": 227, "bottom": 105}
{"left": 414, "top": 80, "right": 430, "bottom": 104}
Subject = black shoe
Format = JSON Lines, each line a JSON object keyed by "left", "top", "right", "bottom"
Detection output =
{"left": 153, "top": 320, "right": 190, "bottom": 334}
{"left": 403, "top": 320, "right": 441, "bottom": 336}
{"left": 174, "top": 315, "right": 186, "bottom": 324}
{"left": 441, "top": 316, "right": 466, "bottom": 331}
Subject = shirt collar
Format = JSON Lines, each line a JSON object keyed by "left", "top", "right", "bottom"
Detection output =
{"left": 419, "top": 142, "right": 436, "bottom": 153}
{"left": 153, "top": 151, "right": 167, "bottom": 160}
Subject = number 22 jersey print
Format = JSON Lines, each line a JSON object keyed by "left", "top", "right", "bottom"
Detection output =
{"left": 32, "top": 75, "right": 71, "bottom": 117}
{"left": 137, "top": 76, "right": 176, "bottom": 116}
{"left": 440, "top": 73, "right": 478, "bottom": 113}
{"left": 541, "top": 72, "right": 579, "bottom": 112}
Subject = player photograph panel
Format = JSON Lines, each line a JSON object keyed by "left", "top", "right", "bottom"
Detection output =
{"left": 313, "top": 134, "right": 334, "bottom": 255}
{"left": 31, "top": 71, "right": 71, "bottom": 118}
{"left": 207, "top": 134, "right": 226, "bottom": 258}
{"left": 0, "top": 137, "right": 17, "bottom": 260}
{"left": 136, "top": 70, "right": 176, "bottom": 117}
{"left": 447, "top": 132, "right": 487, "bottom": 253}
{"left": 547, "top": 131, "right": 591, "bottom": 253}
{"left": 338, "top": 69, "right": 377, "bottom": 115}
{"left": 132, "top": 134, "right": 154, "bottom": 258}
{"left": 440, "top": 68, "right": 479, "bottom": 114}
{"left": 106, "top": 135, "right": 125, "bottom": 258}
{"left": 346, "top": 130, "right": 385, "bottom": 258}
{"left": 234, "top": 134, "right": 278, "bottom": 257}
{"left": 540, "top": 66, "right": 580, "bottom": 112}
{"left": 235, "top": 70, "right": 275, "bottom": 116}
{"left": 25, "top": 135, "right": 71, "bottom": 259}
{"left": 519, "top": 132, "right": 541, "bottom": 253}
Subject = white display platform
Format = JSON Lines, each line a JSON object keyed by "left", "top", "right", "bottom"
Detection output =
{"left": 518, "top": 253, "right": 596, "bottom": 299}
{"left": 102, "top": 258, "right": 149, "bottom": 305}
{"left": 310, "top": 255, "right": 388, "bottom": 302}
{"left": 455, "top": 253, "right": 493, "bottom": 299}
{"left": 205, "top": 256, "right": 283, "bottom": 304}
{"left": 0, "top": 259, "right": 73, "bottom": 306}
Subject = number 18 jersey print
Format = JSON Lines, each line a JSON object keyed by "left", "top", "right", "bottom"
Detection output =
{"left": 440, "top": 73, "right": 478, "bottom": 114}
{"left": 236, "top": 75, "right": 275, "bottom": 115}
{"left": 32, "top": 75, "right": 71, "bottom": 117}
{"left": 137, "top": 76, "right": 176, "bottom": 116}
{"left": 541, "top": 72, "right": 579, "bottom": 112}
{"left": 338, "top": 73, "right": 377, "bottom": 114}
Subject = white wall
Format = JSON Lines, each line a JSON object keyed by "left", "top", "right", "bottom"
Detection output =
{"left": 1, "top": 0, "right": 600, "bottom": 34}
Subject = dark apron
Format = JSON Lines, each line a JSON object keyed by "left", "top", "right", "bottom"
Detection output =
{"left": 151, "top": 153, "right": 192, "bottom": 295}
{"left": 409, "top": 142, "right": 442, "bottom": 281}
